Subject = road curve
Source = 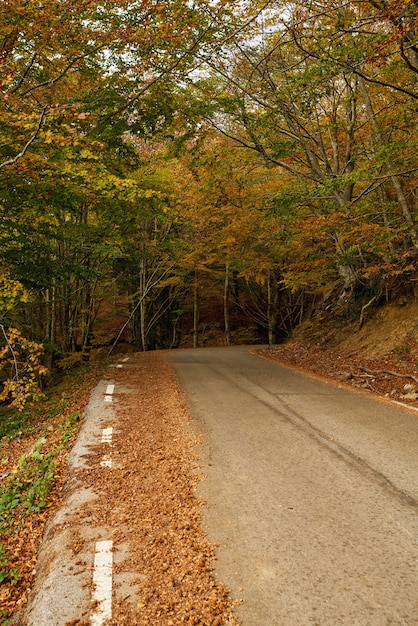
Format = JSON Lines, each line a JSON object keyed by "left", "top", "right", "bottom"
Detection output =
{"left": 167, "top": 345, "right": 418, "bottom": 626}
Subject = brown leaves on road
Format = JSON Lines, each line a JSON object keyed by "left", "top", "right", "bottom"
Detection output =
{"left": 83, "top": 351, "right": 239, "bottom": 625}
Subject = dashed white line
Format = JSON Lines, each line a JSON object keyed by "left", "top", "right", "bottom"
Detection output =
{"left": 104, "top": 383, "right": 115, "bottom": 403}
{"left": 101, "top": 427, "right": 113, "bottom": 443}
{"left": 93, "top": 384, "right": 116, "bottom": 622}
{"left": 122, "top": 357, "right": 129, "bottom": 362}
{"left": 91, "top": 540, "right": 113, "bottom": 626}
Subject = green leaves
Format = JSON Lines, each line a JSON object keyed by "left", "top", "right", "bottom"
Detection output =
{"left": 0, "top": 543, "right": 19, "bottom": 585}
{"left": 0, "top": 440, "right": 54, "bottom": 533}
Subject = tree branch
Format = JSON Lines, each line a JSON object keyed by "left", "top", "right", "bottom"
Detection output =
{"left": 359, "top": 296, "right": 376, "bottom": 329}
{"left": 19, "top": 46, "right": 107, "bottom": 97}
{"left": 98, "top": 26, "right": 214, "bottom": 126}
{"left": 206, "top": 117, "right": 313, "bottom": 179}
{"left": 0, "top": 324, "right": 19, "bottom": 382}
{"left": 0, "top": 106, "right": 48, "bottom": 170}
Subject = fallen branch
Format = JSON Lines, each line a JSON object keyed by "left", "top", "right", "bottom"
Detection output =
{"left": 357, "top": 380, "right": 379, "bottom": 393}
{"left": 360, "top": 366, "right": 418, "bottom": 385}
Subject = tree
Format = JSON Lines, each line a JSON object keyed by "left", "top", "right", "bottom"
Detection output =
{"left": 0, "top": 269, "right": 47, "bottom": 408}
{"left": 170, "top": 132, "right": 302, "bottom": 344}
{"left": 0, "top": 0, "right": 239, "bottom": 372}
{"left": 184, "top": 0, "right": 418, "bottom": 307}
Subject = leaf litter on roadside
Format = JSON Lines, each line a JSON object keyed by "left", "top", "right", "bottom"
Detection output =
{"left": 74, "top": 351, "right": 240, "bottom": 625}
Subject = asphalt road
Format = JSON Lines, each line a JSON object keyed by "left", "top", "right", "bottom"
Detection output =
{"left": 167, "top": 345, "right": 418, "bottom": 626}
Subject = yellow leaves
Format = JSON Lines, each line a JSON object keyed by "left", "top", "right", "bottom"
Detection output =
{"left": 42, "top": 130, "right": 55, "bottom": 145}
{"left": 79, "top": 148, "right": 99, "bottom": 161}
{"left": 0, "top": 326, "right": 46, "bottom": 411}
{"left": 362, "top": 261, "right": 416, "bottom": 280}
{"left": 57, "top": 354, "right": 83, "bottom": 372}
{"left": 0, "top": 273, "right": 30, "bottom": 313}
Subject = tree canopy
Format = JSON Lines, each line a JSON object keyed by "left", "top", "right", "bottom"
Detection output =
{"left": 1, "top": 0, "right": 418, "bottom": 403}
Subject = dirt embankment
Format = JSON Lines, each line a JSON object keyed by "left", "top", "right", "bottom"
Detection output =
{"left": 263, "top": 300, "right": 418, "bottom": 407}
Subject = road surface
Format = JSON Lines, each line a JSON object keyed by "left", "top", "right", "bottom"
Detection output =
{"left": 167, "top": 345, "right": 418, "bottom": 626}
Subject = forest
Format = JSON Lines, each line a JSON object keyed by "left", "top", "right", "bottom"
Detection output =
{"left": 1, "top": 0, "right": 418, "bottom": 408}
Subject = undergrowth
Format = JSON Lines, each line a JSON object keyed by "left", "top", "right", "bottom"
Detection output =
{"left": 0, "top": 361, "right": 105, "bottom": 621}
{"left": 0, "top": 413, "right": 79, "bottom": 535}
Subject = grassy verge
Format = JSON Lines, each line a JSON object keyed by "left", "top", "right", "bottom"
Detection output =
{"left": 0, "top": 361, "right": 107, "bottom": 624}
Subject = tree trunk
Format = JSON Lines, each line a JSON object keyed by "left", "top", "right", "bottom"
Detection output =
{"left": 139, "top": 258, "right": 147, "bottom": 351}
{"left": 193, "top": 272, "right": 199, "bottom": 349}
{"left": 224, "top": 263, "right": 231, "bottom": 346}
{"left": 267, "top": 274, "right": 279, "bottom": 345}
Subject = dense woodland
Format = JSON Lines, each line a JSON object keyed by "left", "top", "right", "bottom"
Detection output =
{"left": 1, "top": 0, "right": 417, "bottom": 407}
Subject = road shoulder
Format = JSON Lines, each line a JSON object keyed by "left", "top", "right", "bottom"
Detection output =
{"left": 19, "top": 352, "right": 239, "bottom": 625}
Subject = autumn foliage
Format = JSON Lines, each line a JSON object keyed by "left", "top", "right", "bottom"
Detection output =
{"left": 1, "top": 0, "right": 418, "bottom": 398}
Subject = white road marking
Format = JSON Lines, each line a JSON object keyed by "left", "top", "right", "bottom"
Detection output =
{"left": 101, "top": 427, "right": 113, "bottom": 443}
{"left": 116, "top": 364, "right": 123, "bottom": 368}
{"left": 122, "top": 357, "right": 129, "bottom": 362}
{"left": 100, "top": 455, "right": 112, "bottom": 468}
{"left": 91, "top": 540, "right": 113, "bottom": 626}
{"left": 392, "top": 400, "right": 418, "bottom": 412}
{"left": 105, "top": 384, "right": 115, "bottom": 395}
{"left": 104, "top": 395, "right": 113, "bottom": 403}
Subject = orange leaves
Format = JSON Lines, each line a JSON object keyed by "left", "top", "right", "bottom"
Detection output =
{"left": 174, "top": 134, "right": 283, "bottom": 278}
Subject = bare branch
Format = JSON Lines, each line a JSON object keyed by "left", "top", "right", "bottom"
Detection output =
{"left": 10, "top": 51, "right": 37, "bottom": 94}
{"left": 108, "top": 261, "right": 176, "bottom": 355}
{"left": 205, "top": 117, "right": 312, "bottom": 179}
{"left": 0, "top": 324, "right": 20, "bottom": 382}
{"left": 359, "top": 296, "right": 376, "bottom": 328}
{"left": 0, "top": 106, "right": 48, "bottom": 170}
